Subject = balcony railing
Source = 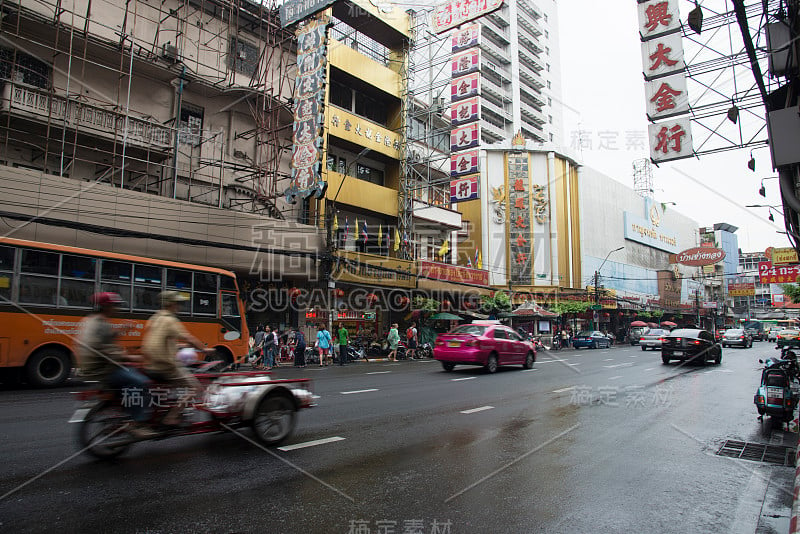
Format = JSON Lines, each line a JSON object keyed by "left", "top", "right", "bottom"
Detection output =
{"left": 1, "top": 81, "right": 173, "bottom": 151}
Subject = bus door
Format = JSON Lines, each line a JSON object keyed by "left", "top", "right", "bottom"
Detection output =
{"left": 220, "top": 291, "right": 242, "bottom": 341}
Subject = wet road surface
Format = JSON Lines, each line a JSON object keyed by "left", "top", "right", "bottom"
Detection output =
{"left": 0, "top": 342, "right": 795, "bottom": 533}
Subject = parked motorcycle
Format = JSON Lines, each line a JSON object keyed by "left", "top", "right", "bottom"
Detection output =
{"left": 70, "top": 361, "right": 315, "bottom": 459}
{"left": 416, "top": 342, "right": 433, "bottom": 359}
{"left": 755, "top": 357, "right": 796, "bottom": 425}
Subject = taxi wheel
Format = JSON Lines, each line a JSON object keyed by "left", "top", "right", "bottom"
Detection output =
{"left": 641, "top": 346, "right": 647, "bottom": 351}
{"left": 523, "top": 352, "right": 535, "bottom": 369}
{"left": 485, "top": 354, "right": 498, "bottom": 374}
{"left": 441, "top": 362, "right": 455, "bottom": 372}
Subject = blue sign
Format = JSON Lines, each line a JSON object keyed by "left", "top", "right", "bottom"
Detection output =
{"left": 623, "top": 211, "right": 679, "bottom": 253}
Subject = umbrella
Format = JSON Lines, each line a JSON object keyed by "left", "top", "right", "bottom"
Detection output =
{"left": 647, "top": 322, "right": 658, "bottom": 328}
{"left": 661, "top": 320, "right": 677, "bottom": 327}
{"left": 430, "top": 312, "right": 463, "bottom": 321}
{"left": 630, "top": 320, "right": 648, "bottom": 327}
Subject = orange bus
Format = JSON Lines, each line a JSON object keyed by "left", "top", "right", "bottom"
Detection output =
{"left": 0, "top": 237, "right": 250, "bottom": 386}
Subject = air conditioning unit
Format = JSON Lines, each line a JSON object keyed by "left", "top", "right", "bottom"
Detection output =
{"left": 162, "top": 43, "right": 179, "bottom": 62}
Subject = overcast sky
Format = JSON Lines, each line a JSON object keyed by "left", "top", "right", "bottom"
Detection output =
{"left": 557, "top": 0, "right": 791, "bottom": 254}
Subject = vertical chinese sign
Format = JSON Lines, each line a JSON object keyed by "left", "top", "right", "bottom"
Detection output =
{"left": 449, "top": 24, "right": 481, "bottom": 204}
{"left": 637, "top": 0, "right": 693, "bottom": 163}
{"left": 507, "top": 152, "right": 532, "bottom": 285}
{"left": 285, "top": 16, "right": 329, "bottom": 203}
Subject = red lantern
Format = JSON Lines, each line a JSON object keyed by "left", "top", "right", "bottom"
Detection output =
{"left": 366, "top": 293, "right": 378, "bottom": 306}
{"left": 288, "top": 288, "right": 302, "bottom": 299}
{"left": 465, "top": 300, "right": 477, "bottom": 310}
{"left": 399, "top": 296, "right": 410, "bottom": 307}
{"left": 333, "top": 288, "right": 345, "bottom": 298}
{"left": 442, "top": 299, "right": 451, "bottom": 310}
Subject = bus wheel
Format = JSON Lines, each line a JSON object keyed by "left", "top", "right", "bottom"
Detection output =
{"left": 212, "top": 347, "right": 234, "bottom": 369}
{"left": 26, "top": 348, "right": 71, "bottom": 387}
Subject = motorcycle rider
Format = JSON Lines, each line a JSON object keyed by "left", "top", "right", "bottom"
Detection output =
{"left": 143, "top": 291, "right": 212, "bottom": 426}
{"left": 75, "top": 292, "right": 157, "bottom": 438}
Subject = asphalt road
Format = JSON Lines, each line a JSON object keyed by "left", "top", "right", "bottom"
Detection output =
{"left": 0, "top": 341, "right": 796, "bottom": 533}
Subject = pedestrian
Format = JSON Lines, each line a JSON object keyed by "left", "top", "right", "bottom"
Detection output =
{"left": 252, "top": 324, "right": 265, "bottom": 369}
{"left": 406, "top": 322, "right": 418, "bottom": 359}
{"left": 317, "top": 323, "right": 332, "bottom": 366}
{"left": 76, "top": 292, "right": 156, "bottom": 438}
{"left": 560, "top": 328, "right": 569, "bottom": 349}
{"left": 293, "top": 328, "right": 307, "bottom": 367}
{"left": 387, "top": 323, "right": 400, "bottom": 361}
{"left": 337, "top": 323, "right": 349, "bottom": 365}
{"left": 263, "top": 325, "right": 277, "bottom": 369}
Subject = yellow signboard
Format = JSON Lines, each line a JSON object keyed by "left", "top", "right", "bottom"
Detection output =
{"left": 772, "top": 247, "right": 799, "bottom": 266}
{"left": 333, "top": 250, "right": 416, "bottom": 289}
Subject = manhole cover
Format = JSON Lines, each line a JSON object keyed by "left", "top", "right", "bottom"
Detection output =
{"left": 717, "top": 440, "right": 795, "bottom": 466}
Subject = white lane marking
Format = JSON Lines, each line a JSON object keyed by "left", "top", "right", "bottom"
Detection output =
{"left": 567, "top": 363, "right": 581, "bottom": 367}
{"left": 603, "top": 358, "right": 614, "bottom": 362}
{"left": 278, "top": 436, "right": 346, "bottom": 452}
{"left": 553, "top": 386, "right": 575, "bottom": 393}
{"left": 522, "top": 368, "right": 539, "bottom": 372}
{"left": 383, "top": 363, "right": 402, "bottom": 366}
{"left": 461, "top": 406, "right": 494, "bottom": 414}
{"left": 340, "top": 389, "right": 379, "bottom": 395}
{"left": 609, "top": 375, "right": 623, "bottom": 380}
{"left": 451, "top": 377, "right": 477, "bottom": 382}
{"left": 366, "top": 371, "right": 391, "bottom": 375}
{"left": 644, "top": 368, "right": 655, "bottom": 371}
{"left": 603, "top": 363, "right": 634, "bottom": 369}
{"left": 600, "top": 351, "right": 609, "bottom": 354}
{"left": 311, "top": 395, "right": 322, "bottom": 399}
{"left": 719, "top": 369, "right": 733, "bottom": 373}
{"left": 629, "top": 355, "right": 639, "bottom": 358}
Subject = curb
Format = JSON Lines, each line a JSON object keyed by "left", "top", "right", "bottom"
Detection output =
{"left": 792, "top": 413, "right": 800, "bottom": 534}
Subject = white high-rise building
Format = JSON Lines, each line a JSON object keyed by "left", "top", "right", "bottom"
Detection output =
{"left": 410, "top": 0, "right": 565, "bottom": 146}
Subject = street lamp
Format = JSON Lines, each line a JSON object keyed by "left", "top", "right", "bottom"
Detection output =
{"left": 759, "top": 176, "right": 778, "bottom": 197}
{"left": 746, "top": 204, "right": 784, "bottom": 222}
{"left": 594, "top": 246, "right": 624, "bottom": 330}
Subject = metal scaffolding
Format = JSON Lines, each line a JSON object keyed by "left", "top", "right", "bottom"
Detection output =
{"left": 0, "top": 0, "right": 294, "bottom": 218}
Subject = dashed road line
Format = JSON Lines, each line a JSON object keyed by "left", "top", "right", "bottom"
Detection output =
{"left": 603, "top": 363, "right": 634, "bottom": 369}
{"left": 522, "top": 368, "right": 539, "bottom": 372}
{"left": 644, "top": 368, "right": 655, "bottom": 371}
{"left": 461, "top": 406, "right": 494, "bottom": 414}
{"left": 451, "top": 377, "right": 477, "bottom": 382}
{"left": 340, "top": 389, "right": 379, "bottom": 395}
{"left": 278, "top": 436, "right": 346, "bottom": 451}
{"left": 553, "top": 386, "right": 575, "bottom": 393}
{"left": 366, "top": 371, "right": 391, "bottom": 375}
{"left": 603, "top": 359, "right": 614, "bottom": 362}
{"left": 609, "top": 375, "right": 623, "bottom": 380}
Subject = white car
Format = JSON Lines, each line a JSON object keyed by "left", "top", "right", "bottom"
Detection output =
{"left": 639, "top": 328, "right": 669, "bottom": 351}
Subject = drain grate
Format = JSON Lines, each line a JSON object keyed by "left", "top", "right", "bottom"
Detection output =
{"left": 717, "top": 440, "right": 795, "bottom": 466}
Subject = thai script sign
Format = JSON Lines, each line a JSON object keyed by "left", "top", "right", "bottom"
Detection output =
{"left": 728, "top": 282, "right": 756, "bottom": 297}
{"left": 772, "top": 247, "right": 799, "bottom": 266}
{"left": 419, "top": 260, "right": 488, "bottom": 286}
{"left": 669, "top": 247, "right": 725, "bottom": 267}
{"left": 280, "top": 0, "right": 337, "bottom": 28}
{"left": 759, "top": 261, "right": 800, "bottom": 284}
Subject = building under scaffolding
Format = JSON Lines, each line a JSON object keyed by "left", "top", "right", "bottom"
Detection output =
{"left": 0, "top": 0, "right": 296, "bottom": 218}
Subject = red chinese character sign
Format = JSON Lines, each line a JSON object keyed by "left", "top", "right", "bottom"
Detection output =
{"left": 451, "top": 49, "right": 480, "bottom": 77}
{"left": 432, "top": 0, "right": 504, "bottom": 34}
{"left": 451, "top": 123, "right": 480, "bottom": 151}
{"left": 507, "top": 153, "right": 532, "bottom": 285}
{"left": 451, "top": 149, "right": 479, "bottom": 177}
{"left": 451, "top": 24, "right": 480, "bottom": 53}
{"left": 450, "top": 175, "right": 479, "bottom": 203}
{"left": 286, "top": 16, "right": 329, "bottom": 203}
{"left": 648, "top": 118, "right": 693, "bottom": 163}
{"left": 637, "top": 0, "right": 681, "bottom": 41}
{"left": 641, "top": 33, "right": 685, "bottom": 80}
{"left": 645, "top": 73, "right": 688, "bottom": 120}
{"left": 451, "top": 73, "right": 480, "bottom": 101}
{"left": 638, "top": 1, "right": 693, "bottom": 163}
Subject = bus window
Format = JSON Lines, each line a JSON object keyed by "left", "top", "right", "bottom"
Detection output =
{"left": 0, "top": 245, "right": 14, "bottom": 270}
{"left": 194, "top": 292, "right": 216, "bottom": 316}
{"left": 19, "top": 275, "right": 58, "bottom": 305}
{"left": 220, "top": 275, "right": 236, "bottom": 291}
{"left": 133, "top": 286, "right": 161, "bottom": 311}
{"left": 194, "top": 272, "right": 217, "bottom": 293}
{"left": 221, "top": 293, "right": 241, "bottom": 332}
{"left": 167, "top": 269, "right": 192, "bottom": 290}
{"left": 61, "top": 255, "right": 96, "bottom": 280}
{"left": 134, "top": 264, "right": 162, "bottom": 284}
{"left": 0, "top": 246, "right": 13, "bottom": 301}
{"left": 60, "top": 279, "right": 94, "bottom": 308}
{"left": 22, "top": 249, "right": 59, "bottom": 276}
{"left": 102, "top": 260, "right": 132, "bottom": 282}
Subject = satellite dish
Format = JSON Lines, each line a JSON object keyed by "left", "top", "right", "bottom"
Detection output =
{"left": 224, "top": 331, "right": 241, "bottom": 341}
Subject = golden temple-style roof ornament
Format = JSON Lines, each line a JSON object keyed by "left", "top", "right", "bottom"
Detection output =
{"left": 511, "top": 130, "right": 526, "bottom": 149}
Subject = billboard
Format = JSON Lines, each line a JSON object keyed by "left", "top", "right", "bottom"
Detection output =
{"left": 759, "top": 261, "right": 800, "bottom": 284}
{"left": 669, "top": 247, "right": 725, "bottom": 267}
{"left": 432, "top": 0, "right": 504, "bottom": 34}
